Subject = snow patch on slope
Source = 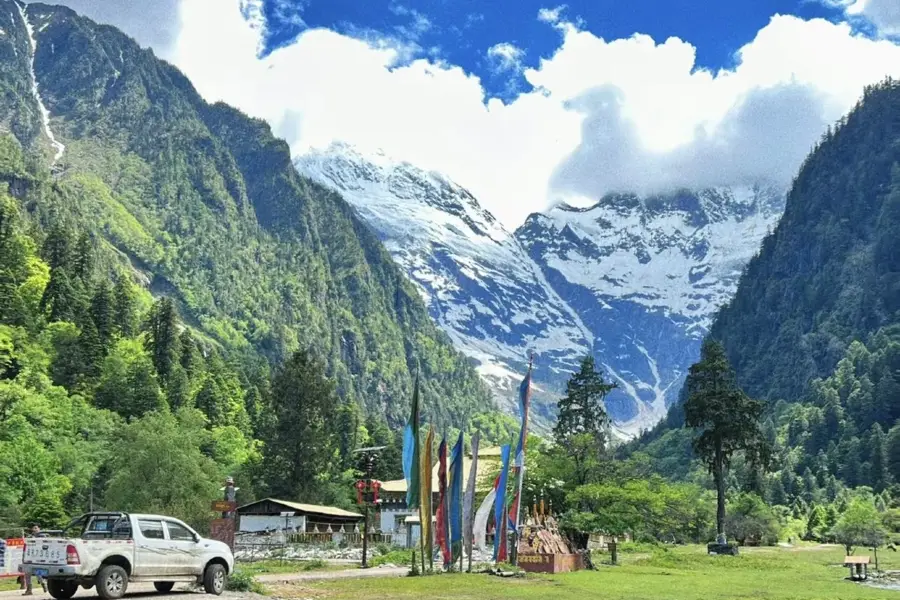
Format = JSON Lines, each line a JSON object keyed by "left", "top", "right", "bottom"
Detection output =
{"left": 17, "top": 2, "right": 64, "bottom": 163}
{"left": 295, "top": 143, "right": 593, "bottom": 421}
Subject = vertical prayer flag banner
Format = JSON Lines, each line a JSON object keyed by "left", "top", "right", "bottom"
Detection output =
{"left": 449, "top": 432, "right": 464, "bottom": 564}
{"left": 473, "top": 475, "right": 498, "bottom": 551}
{"left": 420, "top": 428, "right": 434, "bottom": 571}
{"left": 463, "top": 432, "right": 481, "bottom": 566}
{"left": 509, "top": 365, "right": 533, "bottom": 535}
{"left": 402, "top": 374, "right": 421, "bottom": 507}
{"left": 435, "top": 438, "right": 450, "bottom": 568}
{"left": 493, "top": 444, "right": 511, "bottom": 563}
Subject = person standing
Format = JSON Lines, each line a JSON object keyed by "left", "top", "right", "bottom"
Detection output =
{"left": 23, "top": 524, "right": 47, "bottom": 596}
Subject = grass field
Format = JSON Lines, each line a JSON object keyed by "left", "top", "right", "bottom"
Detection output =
{"left": 268, "top": 544, "right": 900, "bottom": 600}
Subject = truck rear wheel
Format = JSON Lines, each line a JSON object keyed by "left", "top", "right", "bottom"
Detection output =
{"left": 203, "top": 563, "right": 226, "bottom": 595}
{"left": 47, "top": 580, "right": 79, "bottom": 600}
{"left": 96, "top": 565, "right": 129, "bottom": 600}
{"left": 154, "top": 582, "right": 175, "bottom": 593}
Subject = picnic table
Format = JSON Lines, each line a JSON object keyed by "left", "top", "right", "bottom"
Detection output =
{"left": 843, "top": 555, "right": 869, "bottom": 581}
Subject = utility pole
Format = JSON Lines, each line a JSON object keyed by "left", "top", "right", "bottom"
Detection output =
{"left": 354, "top": 446, "right": 385, "bottom": 569}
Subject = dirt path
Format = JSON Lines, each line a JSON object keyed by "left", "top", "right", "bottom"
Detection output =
{"left": 256, "top": 567, "right": 407, "bottom": 583}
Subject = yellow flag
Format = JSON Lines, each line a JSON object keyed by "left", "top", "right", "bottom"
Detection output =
{"left": 419, "top": 427, "right": 434, "bottom": 570}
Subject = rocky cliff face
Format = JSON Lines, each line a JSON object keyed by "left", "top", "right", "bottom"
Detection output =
{"left": 516, "top": 187, "right": 785, "bottom": 432}
{"left": 296, "top": 146, "right": 785, "bottom": 435}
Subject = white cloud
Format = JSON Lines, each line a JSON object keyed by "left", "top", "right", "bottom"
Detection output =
{"left": 847, "top": 0, "right": 900, "bottom": 35}
{"left": 538, "top": 5, "right": 567, "bottom": 25}
{"left": 35, "top": 1, "right": 900, "bottom": 229}
{"left": 487, "top": 42, "right": 525, "bottom": 73}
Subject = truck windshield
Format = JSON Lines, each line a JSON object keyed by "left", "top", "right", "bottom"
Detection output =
{"left": 61, "top": 514, "right": 132, "bottom": 539}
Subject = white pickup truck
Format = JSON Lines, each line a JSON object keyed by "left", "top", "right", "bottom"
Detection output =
{"left": 21, "top": 512, "right": 234, "bottom": 600}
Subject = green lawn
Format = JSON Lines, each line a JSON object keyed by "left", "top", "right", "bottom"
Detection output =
{"left": 237, "top": 558, "right": 345, "bottom": 575}
{"left": 279, "top": 544, "right": 900, "bottom": 600}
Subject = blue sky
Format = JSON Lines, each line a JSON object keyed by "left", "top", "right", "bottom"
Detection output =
{"left": 42, "top": 0, "right": 900, "bottom": 226}
{"left": 260, "top": 0, "right": 849, "bottom": 99}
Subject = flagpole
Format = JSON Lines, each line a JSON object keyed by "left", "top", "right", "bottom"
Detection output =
{"left": 512, "top": 354, "right": 533, "bottom": 566}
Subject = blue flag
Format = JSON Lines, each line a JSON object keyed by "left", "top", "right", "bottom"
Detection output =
{"left": 402, "top": 375, "right": 421, "bottom": 507}
{"left": 493, "top": 444, "right": 511, "bottom": 563}
{"left": 449, "top": 432, "right": 464, "bottom": 564}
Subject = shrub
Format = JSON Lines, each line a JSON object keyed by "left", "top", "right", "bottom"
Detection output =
{"left": 225, "top": 569, "right": 265, "bottom": 594}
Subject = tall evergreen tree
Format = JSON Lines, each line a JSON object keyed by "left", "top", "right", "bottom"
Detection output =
{"left": 144, "top": 298, "right": 181, "bottom": 385}
{"left": 869, "top": 423, "right": 890, "bottom": 491}
{"left": 553, "top": 355, "right": 615, "bottom": 445}
{"left": 684, "top": 339, "right": 769, "bottom": 545}
{"left": 112, "top": 277, "right": 137, "bottom": 337}
{"left": 90, "top": 283, "right": 115, "bottom": 351}
{"left": 552, "top": 356, "right": 616, "bottom": 486}
{"left": 259, "top": 349, "right": 340, "bottom": 502}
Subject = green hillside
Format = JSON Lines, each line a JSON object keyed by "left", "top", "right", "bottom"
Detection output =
{"left": 0, "top": 0, "right": 494, "bottom": 526}
{"left": 0, "top": 0, "right": 490, "bottom": 426}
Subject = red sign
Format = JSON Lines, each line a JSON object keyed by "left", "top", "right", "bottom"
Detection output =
{"left": 211, "top": 501, "right": 237, "bottom": 512}
{"left": 209, "top": 519, "right": 235, "bottom": 550}
{"left": 5, "top": 538, "right": 24, "bottom": 547}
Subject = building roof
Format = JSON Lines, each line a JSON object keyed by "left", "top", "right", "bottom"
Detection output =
{"left": 236, "top": 498, "right": 363, "bottom": 520}
{"left": 381, "top": 448, "right": 502, "bottom": 494}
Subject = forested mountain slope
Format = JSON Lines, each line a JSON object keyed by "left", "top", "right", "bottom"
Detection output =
{"left": 0, "top": 0, "right": 490, "bottom": 426}
{"left": 633, "top": 80, "right": 900, "bottom": 501}
{"left": 705, "top": 79, "right": 900, "bottom": 407}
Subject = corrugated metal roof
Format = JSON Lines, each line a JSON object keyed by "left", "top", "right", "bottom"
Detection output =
{"left": 236, "top": 498, "right": 363, "bottom": 519}
{"left": 381, "top": 449, "right": 501, "bottom": 494}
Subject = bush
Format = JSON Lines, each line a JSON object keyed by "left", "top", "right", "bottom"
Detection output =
{"left": 302, "top": 559, "right": 327, "bottom": 571}
{"left": 225, "top": 569, "right": 265, "bottom": 594}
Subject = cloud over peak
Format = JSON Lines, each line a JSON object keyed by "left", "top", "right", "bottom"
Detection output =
{"left": 28, "top": 1, "right": 900, "bottom": 228}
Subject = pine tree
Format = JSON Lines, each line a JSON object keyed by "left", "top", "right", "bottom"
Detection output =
{"left": 684, "top": 339, "right": 769, "bottom": 545}
{"left": 144, "top": 298, "right": 181, "bottom": 385}
{"left": 41, "top": 267, "right": 80, "bottom": 322}
{"left": 112, "top": 277, "right": 137, "bottom": 337}
{"left": 72, "top": 232, "right": 94, "bottom": 282}
{"left": 90, "top": 283, "right": 115, "bottom": 351}
{"left": 870, "top": 423, "right": 890, "bottom": 491}
{"left": 553, "top": 355, "right": 615, "bottom": 446}
{"left": 259, "top": 349, "right": 341, "bottom": 502}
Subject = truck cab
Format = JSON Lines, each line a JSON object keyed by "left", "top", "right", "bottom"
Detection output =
{"left": 22, "top": 512, "right": 233, "bottom": 599}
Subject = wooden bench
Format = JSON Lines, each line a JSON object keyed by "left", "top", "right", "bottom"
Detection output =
{"left": 843, "top": 555, "right": 870, "bottom": 580}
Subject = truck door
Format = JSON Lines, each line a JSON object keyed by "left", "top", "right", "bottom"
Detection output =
{"left": 134, "top": 519, "right": 169, "bottom": 578}
{"left": 163, "top": 521, "right": 202, "bottom": 576}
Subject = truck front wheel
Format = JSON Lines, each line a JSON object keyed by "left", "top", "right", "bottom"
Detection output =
{"left": 203, "top": 564, "right": 226, "bottom": 595}
{"left": 47, "top": 580, "right": 79, "bottom": 600}
{"left": 96, "top": 565, "right": 129, "bottom": 600}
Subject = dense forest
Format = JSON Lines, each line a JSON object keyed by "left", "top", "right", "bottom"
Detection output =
{"left": 616, "top": 79, "right": 900, "bottom": 543}
{"left": 0, "top": 1, "right": 512, "bottom": 530}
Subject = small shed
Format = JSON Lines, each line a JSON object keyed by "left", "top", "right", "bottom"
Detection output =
{"left": 236, "top": 498, "right": 363, "bottom": 533}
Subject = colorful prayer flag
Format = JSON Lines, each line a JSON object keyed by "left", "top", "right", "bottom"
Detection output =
{"left": 463, "top": 432, "right": 481, "bottom": 567}
{"left": 449, "top": 432, "right": 464, "bottom": 565}
{"left": 402, "top": 374, "right": 421, "bottom": 507}
{"left": 508, "top": 365, "right": 532, "bottom": 535}
{"left": 493, "top": 444, "right": 511, "bottom": 563}
{"left": 435, "top": 438, "right": 451, "bottom": 568}
{"left": 420, "top": 427, "right": 434, "bottom": 571}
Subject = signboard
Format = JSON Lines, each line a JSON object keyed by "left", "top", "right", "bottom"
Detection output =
{"left": 209, "top": 519, "right": 235, "bottom": 550}
{"left": 1, "top": 538, "right": 24, "bottom": 579}
{"left": 211, "top": 500, "right": 237, "bottom": 512}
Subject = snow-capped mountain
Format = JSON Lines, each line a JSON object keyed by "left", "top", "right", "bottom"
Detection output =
{"left": 516, "top": 187, "right": 785, "bottom": 432}
{"left": 295, "top": 144, "right": 785, "bottom": 436}
{"left": 295, "top": 144, "right": 593, "bottom": 426}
